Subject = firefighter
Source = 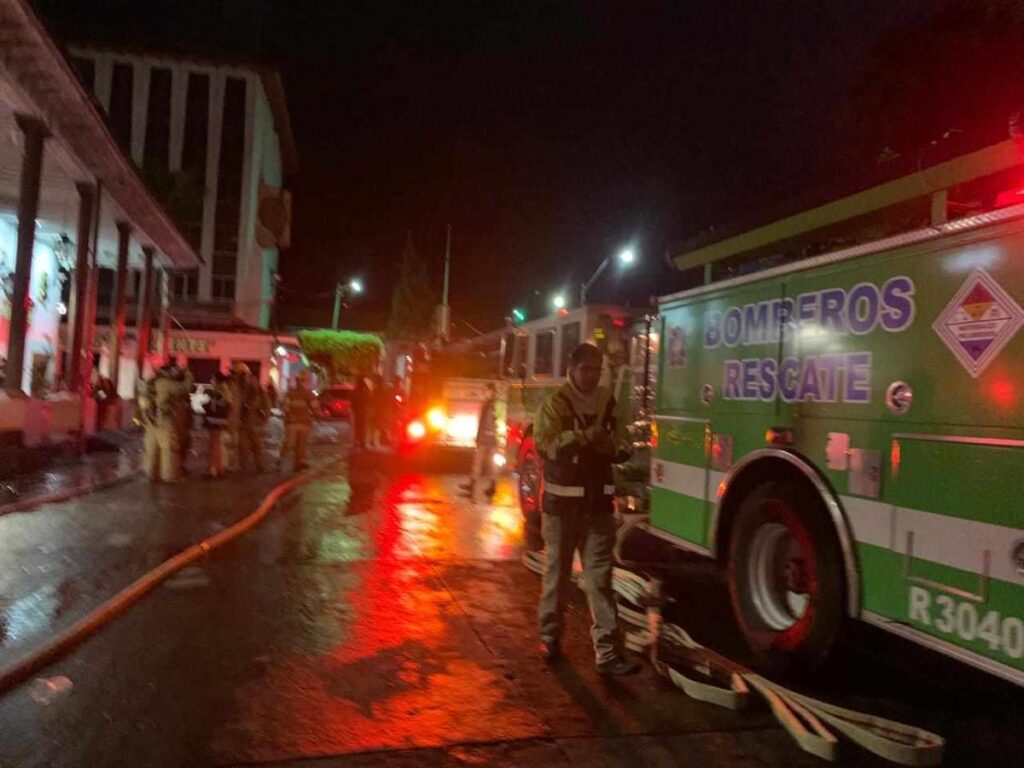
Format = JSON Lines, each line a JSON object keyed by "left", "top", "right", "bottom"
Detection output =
{"left": 534, "top": 342, "right": 639, "bottom": 675}
{"left": 234, "top": 364, "right": 269, "bottom": 472}
{"left": 202, "top": 372, "right": 232, "bottom": 478}
{"left": 138, "top": 364, "right": 182, "bottom": 483}
{"left": 459, "top": 382, "right": 498, "bottom": 501}
{"left": 279, "top": 371, "right": 317, "bottom": 471}
{"left": 170, "top": 364, "right": 194, "bottom": 472}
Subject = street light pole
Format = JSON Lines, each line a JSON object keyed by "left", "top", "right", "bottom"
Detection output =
{"left": 579, "top": 255, "right": 611, "bottom": 307}
{"left": 580, "top": 247, "right": 636, "bottom": 306}
{"left": 331, "top": 277, "right": 364, "bottom": 330}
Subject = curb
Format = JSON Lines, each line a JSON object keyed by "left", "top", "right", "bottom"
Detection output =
{"left": 0, "top": 468, "right": 143, "bottom": 518}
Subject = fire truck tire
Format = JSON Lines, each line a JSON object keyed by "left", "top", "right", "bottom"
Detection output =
{"left": 726, "top": 480, "right": 844, "bottom": 678}
{"left": 518, "top": 441, "right": 544, "bottom": 551}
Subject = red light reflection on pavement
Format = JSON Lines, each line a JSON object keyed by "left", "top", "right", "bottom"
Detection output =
{"left": 217, "top": 473, "right": 543, "bottom": 762}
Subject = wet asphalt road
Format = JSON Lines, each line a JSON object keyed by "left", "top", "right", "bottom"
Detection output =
{"left": 0, "top": 422, "right": 1021, "bottom": 767}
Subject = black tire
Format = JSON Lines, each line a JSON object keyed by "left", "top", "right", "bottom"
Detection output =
{"left": 518, "top": 439, "right": 543, "bottom": 551}
{"left": 726, "top": 480, "right": 845, "bottom": 678}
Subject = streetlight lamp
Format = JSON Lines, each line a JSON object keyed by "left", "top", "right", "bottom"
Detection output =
{"left": 580, "top": 246, "right": 638, "bottom": 306}
{"left": 332, "top": 277, "right": 364, "bottom": 330}
{"left": 552, "top": 294, "right": 566, "bottom": 311}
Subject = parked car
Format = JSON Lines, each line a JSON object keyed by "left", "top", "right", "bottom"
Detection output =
{"left": 316, "top": 384, "right": 355, "bottom": 420}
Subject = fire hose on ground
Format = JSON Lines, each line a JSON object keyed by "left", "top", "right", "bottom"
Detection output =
{"left": 522, "top": 515, "right": 946, "bottom": 766}
{"left": 0, "top": 458, "right": 344, "bottom": 697}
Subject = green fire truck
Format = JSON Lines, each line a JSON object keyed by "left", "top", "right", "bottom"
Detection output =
{"left": 645, "top": 139, "right": 1024, "bottom": 684}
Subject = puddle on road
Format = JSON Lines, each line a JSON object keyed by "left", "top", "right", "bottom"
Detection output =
{"left": 0, "top": 580, "right": 78, "bottom": 647}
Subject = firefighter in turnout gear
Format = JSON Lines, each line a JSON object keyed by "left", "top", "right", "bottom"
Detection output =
{"left": 279, "top": 371, "right": 317, "bottom": 471}
{"left": 534, "top": 343, "right": 640, "bottom": 675}
{"left": 231, "top": 363, "right": 269, "bottom": 472}
{"left": 138, "top": 365, "right": 183, "bottom": 482}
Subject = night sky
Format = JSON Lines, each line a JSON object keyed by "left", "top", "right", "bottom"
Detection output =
{"left": 32, "top": 0, "right": 1024, "bottom": 333}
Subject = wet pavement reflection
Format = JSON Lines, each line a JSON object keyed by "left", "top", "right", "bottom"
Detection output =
{"left": 2, "top": 430, "right": 1019, "bottom": 767}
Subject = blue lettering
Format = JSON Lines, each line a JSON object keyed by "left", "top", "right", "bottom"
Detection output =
{"left": 723, "top": 360, "right": 741, "bottom": 399}
{"left": 797, "top": 292, "right": 818, "bottom": 329}
{"left": 816, "top": 354, "right": 842, "bottom": 402}
{"left": 741, "top": 359, "right": 760, "bottom": 399}
{"left": 848, "top": 283, "right": 879, "bottom": 335}
{"left": 779, "top": 358, "right": 800, "bottom": 402}
{"left": 845, "top": 352, "right": 872, "bottom": 402}
{"left": 743, "top": 302, "right": 770, "bottom": 344}
{"left": 819, "top": 289, "right": 847, "bottom": 334}
{"left": 880, "top": 276, "right": 915, "bottom": 332}
{"left": 799, "top": 357, "right": 822, "bottom": 401}
{"left": 704, "top": 310, "right": 722, "bottom": 348}
{"left": 759, "top": 358, "right": 777, "bottom": 401}
{"left": 723, "top": 307, "right": 743, "bottom": 347}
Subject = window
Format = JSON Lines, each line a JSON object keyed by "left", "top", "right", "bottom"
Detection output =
{"left": 559, "top": 321, "right": 580, "bottom": 375}
{"left": 214, "top": 77, "right": 246, "bottom": 257}
{"left": 181, "top": 73, "right": 210, "bottom": 249}
{"left": 144, "top": 68, "right": 172, "bottom": 170}
{"left": 69, "top": 56, "right": 95, "bottom": 90}
{"left": 109, "top": 62, "right": 134, "bottom": 151}
{"left": 533, "top": 330, "right": 555, "bottom": 377}
{"left": 172, "top": 270, "right": 198, "bottom": 301}
{"left": 212, "top": 273, "right": 236, "bottom": 302}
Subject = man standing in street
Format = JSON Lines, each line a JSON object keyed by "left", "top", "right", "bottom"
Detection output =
{"left": 237, "top": 365, "right": 269, "bottom": 472}
{"left": 170, "top": 364, "right": 194, "bottom": 473}
{"left": 460, "top": 382, "right": 498, "bottom": 501}
{"left": 138, "top": 364, "right": 182, "bottom": 483}
{"left": 534, "top": 342, "right": 639, "bottom": 675}
{"left": 279, "top": 371, "right": 317, "bottom": 471}
{"left": 351, "top": 376, "right": 369, "bottom": 451}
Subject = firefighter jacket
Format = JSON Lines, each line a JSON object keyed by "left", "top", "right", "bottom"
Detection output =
{"left": 139, "top": 371, "right": 184, "bottom": 428}
{"left": 283, "top": 385, "right": 317, "bottom": 426}
{"left": 533, "top": 380, "right": 630, "bottom": 513}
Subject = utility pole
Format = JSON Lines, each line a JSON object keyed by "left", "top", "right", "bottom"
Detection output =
{"left": 331, "top": 281, "right": 343, "bottom": 330}
{"left": 438, "top": 223, "right": 452, "bottom": 342}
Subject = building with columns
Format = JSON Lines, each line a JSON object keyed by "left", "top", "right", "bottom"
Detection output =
{"left": 0, "top": 0, "right": 199, "bottom": 445}
{"left": 65, "top": 43, "right": 297, "bottom": 331}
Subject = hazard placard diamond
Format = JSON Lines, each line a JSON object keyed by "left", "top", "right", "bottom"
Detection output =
{"left": 933, "top": 268, "right": 1024, "bottom": 378}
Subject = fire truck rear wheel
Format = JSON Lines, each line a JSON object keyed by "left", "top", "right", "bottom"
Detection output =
{"left": 518, "top": 441, "right": 543, "bottom": 551}
{"left": 726, "top": 480, "right": 844, "bottom": 678}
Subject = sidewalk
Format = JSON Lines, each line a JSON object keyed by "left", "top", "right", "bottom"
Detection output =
{"left": 0, "top": 439, "right": 344, "bottom": 672}
{"left": 0, "top": 431, "right": 144, "bottom": 516}
{"left": 0, "top": 414, "right": 304, "bottom": 516}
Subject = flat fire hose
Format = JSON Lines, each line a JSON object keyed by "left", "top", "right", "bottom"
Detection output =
{"left": 0, "top": 458, "right": 343, "bottom": 697}
{"left": 522, "top": 548, "right": 945, "bottom": 765}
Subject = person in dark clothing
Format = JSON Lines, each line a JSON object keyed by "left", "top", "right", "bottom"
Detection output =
{"left": 459, "top": 383, "right": 498, "bottom": 500}
{"left": 203, "top": 372, "right": 231, "bottom": 478}
{"left": 351, "top": 376, "right": 370, "bottom": 450}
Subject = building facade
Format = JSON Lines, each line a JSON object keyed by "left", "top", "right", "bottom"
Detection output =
{"left": 67, "top": 45, "right": 296, "bottom": 329}
{"left": 0, "top": 0, "right": 199, "bottom": 446}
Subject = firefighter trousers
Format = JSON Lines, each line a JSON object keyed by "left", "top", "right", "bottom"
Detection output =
{"left": 237, "top": 423, "right": 266, "bottom": 471}
{"left": 538, "top": 498, "right": 619, "bottom": 664}
{"left": 144, "top": 425, "right": 181, "bottom": 482}
{"left": 281, "top": 423, "right": 311, "bottom": 468}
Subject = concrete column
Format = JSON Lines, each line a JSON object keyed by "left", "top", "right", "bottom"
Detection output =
{"left": 4, "top": 115, "right": 48, "bottom": 394}
{"left": 109, "top": 221, "right": 132, "bottom": 391}
{"left": 136, "top": 246, "right": 155, "bottom": 379}
{"left": 67, "top": 182, "right": 95, "bottom": 392}
{"left": 157, "top": 268, "right": 169, "bottom": 364}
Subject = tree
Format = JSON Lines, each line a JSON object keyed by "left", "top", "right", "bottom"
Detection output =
{"left": 386, "top": 232, "right": 436, "bottom": 341}
{"left": 298, "top": 329, "right": 383, "bottom": 381}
